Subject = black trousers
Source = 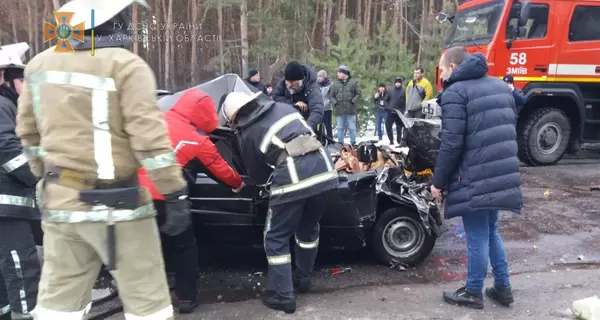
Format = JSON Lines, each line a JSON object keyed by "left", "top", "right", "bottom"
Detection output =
{"left": 385, "top": 112, "right": 404, "bottom": 144}
{"left": 154, "top": 201, "right": 198, "bottom": 301}
{"left": 0, "top": 218, "right": 41, "bottom": 317}
{"left": 264, "top": 192, "right": 328, "bottom": 300}
{"left": 323, "top": 110, "right": 333, "bottom": 139}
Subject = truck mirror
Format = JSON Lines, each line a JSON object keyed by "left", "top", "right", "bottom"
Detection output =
{"left": 436, "top": 12, "right": 449, "bottom": 23}
{"left": 518, "top": 0, "right": 531, "bottom": 27}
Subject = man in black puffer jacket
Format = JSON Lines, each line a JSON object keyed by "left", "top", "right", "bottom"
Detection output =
{"left": 0, "top": 43, "right": 41, "bottom": 320}
{"left": 431, "top": 46, "right": 522, "bottom": 310}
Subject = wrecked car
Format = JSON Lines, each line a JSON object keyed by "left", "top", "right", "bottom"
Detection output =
{"left": 157, "top": 74, "right": 445, "bottom": 267}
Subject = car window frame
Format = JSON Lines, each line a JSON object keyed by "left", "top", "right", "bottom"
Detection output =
{"left": 568, "top": 5, "right": 600, "bottom": 43}
{"left": 505, "top": 3, "right": 550, "bottom": 41}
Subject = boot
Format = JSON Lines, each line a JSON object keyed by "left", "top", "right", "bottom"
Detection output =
{"left": 261, "top": 290, "right": 296, "bottom": 314}
{"left": 292, "top": 273, "right": 312, "bottom": 294}
{"left": 10, "top": 312, "right": 33, "bottom": 320}
{"left": 485, "top": 285, "right": 514, "bottom": 306}
{"left": 178, "top": 299, "right": 199, "bottom": 314}
{"left": 442, "top": 286, "right": 484, "bottom": 309}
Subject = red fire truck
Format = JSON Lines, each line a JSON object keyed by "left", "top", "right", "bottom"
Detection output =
{"left": 435, "top": 0, "right": 600, "bottom": 166}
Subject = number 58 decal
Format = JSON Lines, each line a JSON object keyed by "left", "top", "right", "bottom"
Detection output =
{"left": 510, "top": 52, "right": 527, "bottom": 65}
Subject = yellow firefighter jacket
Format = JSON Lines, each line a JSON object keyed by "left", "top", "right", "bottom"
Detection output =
{"left": 15, "top": 46, "right": 186, "bottom": 223}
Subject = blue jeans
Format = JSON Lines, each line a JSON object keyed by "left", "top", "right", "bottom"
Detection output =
{"left": 336, "top": 115, "right": 357, "bottom": 145}
{"left": 462, "top": 210, "right": 510, "bottom": 293}
{"left": 375, "top": 109, "right": 387, "bottom": 140}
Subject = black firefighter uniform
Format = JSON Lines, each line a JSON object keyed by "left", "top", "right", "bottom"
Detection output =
{"left": 225, "top": 92, "right": 339, "bottom": 302}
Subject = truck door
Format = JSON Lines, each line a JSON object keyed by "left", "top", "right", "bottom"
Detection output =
{"left": 496, "top": 1, "right": 552, "bottom": 88}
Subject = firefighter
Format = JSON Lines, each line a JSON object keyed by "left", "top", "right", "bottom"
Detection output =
{"left": 138, "top": 88, "right": 243, "bottom": 313}
{"left": 15, "top": 1, "right": 189, "bottom": 319}
{"left": 222, "top": 91, "right": 339, "bottom": 314}
{"left": 0, "top": 43, "right": 41, "bottom": 320}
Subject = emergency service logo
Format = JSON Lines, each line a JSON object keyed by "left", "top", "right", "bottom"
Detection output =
{"left": 43, "top": 12, "right": 84, "bottom": 52}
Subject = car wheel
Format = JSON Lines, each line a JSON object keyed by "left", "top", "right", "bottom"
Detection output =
{"left": 372, "top": 207, "right": 436, "bottom": 267}
{"left": 519, "top": 108, "right": 571, "bottom": 166}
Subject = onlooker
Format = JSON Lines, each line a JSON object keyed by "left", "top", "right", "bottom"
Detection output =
{"left": 373, "top": 83, "right": 389, "bottom": 141}
{"left": 265, "top": 84, "right": 273, "bottom": 99}
{"left": 272, "top": 61, "right": 324, "bottom": 132}
{"left": 330, "top": 65, "right": 361, "bottom": 145}
{"left": 385, "top": 77, "right": 406, "bottom": 145}
{"left": 317, "top": 70, "right": 333, "bottom": 139}
{"left": 502, "top": 74, "right": 525, "bottom": 108}
{"left": 405, "top": 66, "right": 433, "bottom": 118}
{"left": 245, "top": 68, "right": 268, "bottom": 95}
{"left": 431, "top": 46, "right": 522, "bottom": 310}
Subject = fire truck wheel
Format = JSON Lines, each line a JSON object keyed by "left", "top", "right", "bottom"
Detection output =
{"left": 519, "top": 107, "right": 571, "bottom": 166}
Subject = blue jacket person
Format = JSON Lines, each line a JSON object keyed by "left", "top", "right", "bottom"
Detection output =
{"left": 222, "top": 91, "right": 338, "bottom": 314}
{"left": 432, "top": 47, "right": 522, "bottom": 309}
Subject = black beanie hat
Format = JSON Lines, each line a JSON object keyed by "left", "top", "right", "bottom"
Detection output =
{"left": 284, "top": 61, "right": 304, "bottom": 81}
{"left": 394, "top": 77, "right": 403, "bottom": 84}
{"left": 3, "top": 68, "right": 24, "bottom": 82}
{"left": 248, "top": 68, "right": 259, "bottom": 78}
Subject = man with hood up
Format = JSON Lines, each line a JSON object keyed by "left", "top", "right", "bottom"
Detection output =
{"left": 221, "top": 91, "right": 338, "bottom": 314}
{"left": 16, "top": 0, "right": 189, "bottom": 319}
{"left": 432, "top": 46, "right": 522, "bottom": 310}
{"left": 385, "top": 77, "right": 406, "bottom": 145}
{"left": 272, "top": 61, "right": 324, "bottom": 133}
{"left": 0, "top": 42, "right": 41, "bottom": 320}
{"left": 138, "top": 89, "right": 243, "bottom": 314}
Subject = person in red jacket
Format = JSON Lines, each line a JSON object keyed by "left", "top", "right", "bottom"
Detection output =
{"left": 138, "top": 88, "right": 243, "bottom": 314}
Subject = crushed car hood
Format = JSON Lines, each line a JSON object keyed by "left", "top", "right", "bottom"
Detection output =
{"left": 375, "top": 166, "right": 445, "bottom": 236}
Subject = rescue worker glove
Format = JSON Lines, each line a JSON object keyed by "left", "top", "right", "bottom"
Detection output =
{"left": 160, "top": 187, "right": 192, "bottom": 236}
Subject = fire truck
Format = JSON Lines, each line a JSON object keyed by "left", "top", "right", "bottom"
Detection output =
{"left": 435, "top": 0, "right": 600, "bottom": 166}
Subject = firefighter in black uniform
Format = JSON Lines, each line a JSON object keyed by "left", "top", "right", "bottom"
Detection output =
{"left": 222, "top": 91, "right": 339, "bottom": 314}
{"left": 0, "top": 43, "right": 41, "bottom": 320}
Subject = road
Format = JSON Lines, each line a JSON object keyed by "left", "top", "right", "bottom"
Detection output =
{"left": 96, "top": 154, "right": 600, "bottom": 319}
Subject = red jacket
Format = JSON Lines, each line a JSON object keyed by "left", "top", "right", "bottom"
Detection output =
{"left": 138, "top": 89, "right": 242, "bottom": 200}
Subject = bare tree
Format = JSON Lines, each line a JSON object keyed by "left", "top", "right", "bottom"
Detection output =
{"left": 132, "top": 3, "right": 139, "bottom": 55}
{"left": 190, "top": 0, "right": 199, "bottom": 84}
{"left": 240, "top": 0, "right": 249, "bottom": 77}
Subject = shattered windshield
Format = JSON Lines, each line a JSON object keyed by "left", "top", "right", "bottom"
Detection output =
{"left": 444, "top": 0, "right": 504, "bottom": 48}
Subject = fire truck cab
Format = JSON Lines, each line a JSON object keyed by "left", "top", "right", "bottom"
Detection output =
{"left": 436, "top": 0, "right": 600, "bottom": 166}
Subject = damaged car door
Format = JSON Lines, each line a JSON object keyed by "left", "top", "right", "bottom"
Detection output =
{"left": 189, "top": 127, "right": 259, "bottom": 245}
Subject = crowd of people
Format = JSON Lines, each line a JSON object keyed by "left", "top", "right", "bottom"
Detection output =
{"left": 244, "top": 62, "right": 437, "bottom": 146}
{"left": 0, "top": 0, "right": 527, "bottom": 319}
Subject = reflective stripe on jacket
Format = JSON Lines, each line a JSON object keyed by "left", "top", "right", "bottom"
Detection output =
{"left": 0, "top": 93, "right": 39, "bottom": 220}
{"left": 236, "top": 101, "right": 338, "bottom": 206}
{"left": 15, "top": 47, "right": 186, "bottom": 223}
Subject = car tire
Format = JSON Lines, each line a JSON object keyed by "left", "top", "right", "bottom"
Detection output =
{"left": 372, "top": 207, "right": 436, "bottom": 267}
{"left": 519, "top": 108, "right": 571, "bottom": 166}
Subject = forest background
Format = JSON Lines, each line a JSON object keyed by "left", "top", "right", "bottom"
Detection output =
{"left": 0, "top": 0, "right": 466, "bottom": 132}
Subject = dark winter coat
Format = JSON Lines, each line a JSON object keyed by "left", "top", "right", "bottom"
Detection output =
{"left": 232, "top": 100, "right": 338, "bottom": 206}
{"left": 387, "top": 86, "right": 406, "bottom": 113}
{"left": 512, "top": 87, "right": 526, "bottom": 107}
{"left": 245, "top": 78, "right": 268, "bottom": 96}
{"left": 318, "top": 78, "right": 332, "bottom": 111}
{"left": 330, "top": 76, "right": 362, "bottom": 115}
{"left": 373, "top": 90, "right": 390, "bottom": 111}
{"left": 272, "top": 64, "right": 324, "bottom": 131}
{"left": 0, "top": 86, "right": 39, "bottom": 220}
{"left": 432, "top": 53, "right": 523, "bottom": 219}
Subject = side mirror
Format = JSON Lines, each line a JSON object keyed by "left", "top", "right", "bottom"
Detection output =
{"left": 518, "top": 0, "right": 531, "bottom": 27}
{"left": 436, "top": 12, "right": 449, "bottom": 23}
